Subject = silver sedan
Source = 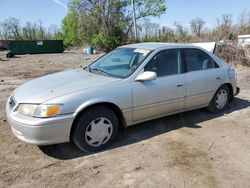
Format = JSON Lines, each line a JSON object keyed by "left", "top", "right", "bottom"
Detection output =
{"left": 6, "top": 43, "right": 240, "bottom": 152}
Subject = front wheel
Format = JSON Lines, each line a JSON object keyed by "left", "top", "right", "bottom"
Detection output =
{"left": 72, "top": 106, "right": 118, "bottom": 152}
{"left": 207, "top": 85, "right": 230, "bottom": 113}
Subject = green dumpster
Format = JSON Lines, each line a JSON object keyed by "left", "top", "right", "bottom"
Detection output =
{"left": 7, "top": 40, "right": 64, "bottom": 56}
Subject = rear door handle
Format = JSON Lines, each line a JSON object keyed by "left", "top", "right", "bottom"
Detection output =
{"left": 177, "top": 84, "right": 183, "bottom": 87}
{"left": 216, "top": 77, "right": 221, "bottom": 80}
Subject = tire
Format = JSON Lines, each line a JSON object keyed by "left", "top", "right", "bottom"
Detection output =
{"left": 6, "top": 52, "right": 14, "bottom": 58}
{"left": 72, "top": 106, "right": 118, "bottom": 152}
{"left": 207, "top": 85, "right": 230, "bottom": 113}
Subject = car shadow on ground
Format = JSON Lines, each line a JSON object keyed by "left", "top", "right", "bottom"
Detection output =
{"left": 39, "top": 97, "right": 250, "bottom": 160}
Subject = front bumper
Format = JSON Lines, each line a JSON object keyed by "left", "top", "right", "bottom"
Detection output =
{"left": 6, "top": 99, "right": 75, "bottom": 146}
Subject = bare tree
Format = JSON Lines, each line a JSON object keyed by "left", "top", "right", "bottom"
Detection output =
{"left": 0, "top": 23, "right": 3, "bottom": 39}
{"left": 0, "top": 17, "right": 60, "bottom": 40}
{"left": 142, "top": 19, "right": 160, "bottom": 38}
{"left": 0, "top": 17, "right": 22, "bottom": 39}
{"left": 190, "top": 17, "right": 205, "bottom": 37}
{"left": 217, "top": 14, "right": 233, "bottom": 30}
{"left": 36, "top": 20, "right": 46, "bottom": 39}
{"left": 238, "top": 10, "right": 250, "bottom": 35}
{"left": 174, "top": 22, "right": 188, "bottom": 37}
{"left": 7, "top": 17, "right": 21, "bottom": 39}
{"left": 47, "top": 25, "right": 60, "bottom": 39}
{"left": 22, "top": 22, "right": 34, "bottom": 40}
{"left": 216, "top": 14, "right": 233, "bottom": 40}
{"left": 161, "top": 26, "right": 175, "bottom": 42}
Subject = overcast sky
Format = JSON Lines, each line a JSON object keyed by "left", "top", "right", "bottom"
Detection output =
{"left": 0, "top": 0, "right": 250, "bottom": 28}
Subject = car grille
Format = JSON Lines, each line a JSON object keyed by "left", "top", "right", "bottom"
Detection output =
{"left": 9, "top": 96, "right": 16, "bottom": 109}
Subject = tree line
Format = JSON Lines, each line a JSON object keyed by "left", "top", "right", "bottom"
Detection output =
{"left": 141, "top": 11, "right": 250, "bottom": 43}
{"left": 0, "top": 0, "right": 250, "bottom": 51}
{"left": 0, "top": 17, "right": 61, "bottom": 41}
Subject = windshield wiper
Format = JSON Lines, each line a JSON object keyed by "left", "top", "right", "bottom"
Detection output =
{"left": 90, "top": 68, "right": 109, "bottom": 77}
{"left": 83, "top": 66, "right": 89, "bottom": 71}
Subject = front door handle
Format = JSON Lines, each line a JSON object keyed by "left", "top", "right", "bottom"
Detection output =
{"left": 177, "top": 84, "right": 183, "bottom": 87}
{"left": 216, "top": 77, "right": 221, "bottom": 80}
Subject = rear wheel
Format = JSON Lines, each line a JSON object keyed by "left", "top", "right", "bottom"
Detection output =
{"left": 207, "top": 85, "right": 230, "bottom": 113}
{"left": 72, "top": 106, "right": 118, "bottom": 152}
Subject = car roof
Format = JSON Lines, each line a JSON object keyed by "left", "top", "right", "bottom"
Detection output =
{"left": 121, "top": 42, "right": 196, "bottom": 50}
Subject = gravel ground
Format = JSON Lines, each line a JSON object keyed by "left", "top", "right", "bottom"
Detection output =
{"left": 0, "top": 50, "right": 249, "bottom": 188}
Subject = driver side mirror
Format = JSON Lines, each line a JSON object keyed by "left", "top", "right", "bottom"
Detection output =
{"left": 136, "top": 71, "right": 157, "bottom": 81}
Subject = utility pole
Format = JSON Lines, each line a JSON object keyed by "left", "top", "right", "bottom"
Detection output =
{"left": 131, "top": 0, "right": 138, "bottom": 42}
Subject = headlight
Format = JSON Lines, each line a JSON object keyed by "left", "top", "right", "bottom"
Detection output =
{"left": 18, "top": 104, "right": 38, "bottom": 116}
{"left": 18, "top": 104, "right": 62, "bottom": 118}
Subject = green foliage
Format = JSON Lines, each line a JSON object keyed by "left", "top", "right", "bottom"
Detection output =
{"left": 92, "top": 28, "right": 122, "bottom": 51}
{"left": 56, "top": 31, "right": 64, "bottom": 40}
{"left": 61, "top": 0, "right": 167, "bottom": 50}
{"left": 134, "top": 0, "right": 166, "bottom": 18}
{"left": 62, "top": 10, "right": 80, "bottom": 46}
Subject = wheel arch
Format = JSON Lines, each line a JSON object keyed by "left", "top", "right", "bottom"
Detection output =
{"left": 70, "top": 102, "right": 127, "bottom": 141}
{"left": 223, "top": 82, "right": 234, "bottom": 102}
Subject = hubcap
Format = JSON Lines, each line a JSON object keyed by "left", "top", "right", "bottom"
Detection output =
{"left": 85, "top": 117, "right": 113, "bottom": 147}
{"left": 215, "top": 89, "right": 228, "bottom": 109}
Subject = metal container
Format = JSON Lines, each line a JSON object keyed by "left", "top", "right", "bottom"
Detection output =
{"left": 0, "top": 40, "right": 8, "bottom": 50}
{"left": 7, "top": 40, "right": 64, "bottom": 55}
{"left": 0, "top": 40, "right": 8, "bottom": 47}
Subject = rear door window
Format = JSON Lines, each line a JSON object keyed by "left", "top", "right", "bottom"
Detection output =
{"left": 182, "top": 49, "right": 219, "bottom": 72}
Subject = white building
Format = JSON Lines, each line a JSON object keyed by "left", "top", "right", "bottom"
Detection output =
{"left": 238, "top": 35, "right": 250, "bottom": 47}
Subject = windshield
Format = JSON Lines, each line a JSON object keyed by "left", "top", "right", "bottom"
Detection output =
{"left": 89, "top": 47, "right": 151, "bottom": 78}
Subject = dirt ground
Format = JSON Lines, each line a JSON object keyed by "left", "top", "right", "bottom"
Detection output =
{"left": 0, "top": 50, "right": 249, "bottom": 188}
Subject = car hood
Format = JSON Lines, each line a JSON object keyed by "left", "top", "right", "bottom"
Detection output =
{"left": 13, "top": 69, "right": 120, "bottom": 103}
